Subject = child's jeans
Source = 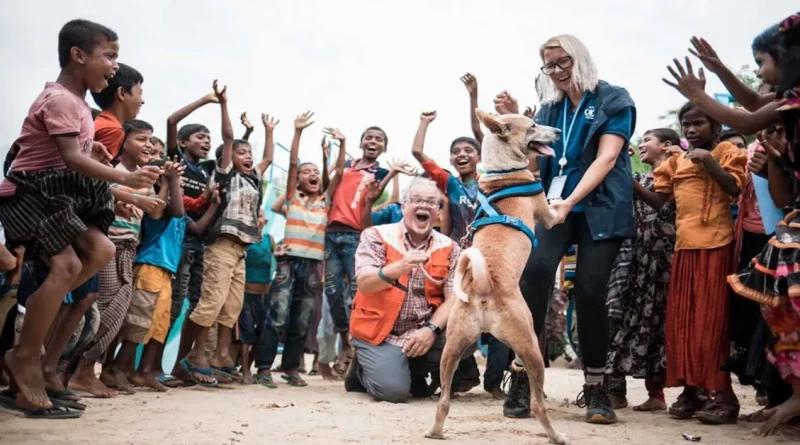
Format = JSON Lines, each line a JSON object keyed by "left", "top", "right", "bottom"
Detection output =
{"left": 324, "top": 232, "right": 360, "bottom": 334}
{"left": 189, "top": 238, "right": 246, "bottom": 329}
{"left": 170, "top": 238, "right": 205, "bottom": 329}
{"left": 257, "top": 256, "right": 322, "bottom": 371}
{"left": 317, "top": 292, "right": 340, "bottom": 365}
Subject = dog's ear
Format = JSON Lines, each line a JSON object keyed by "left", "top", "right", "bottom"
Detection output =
{"left": 475, "top": 109, "right": 511, "bottom": 139}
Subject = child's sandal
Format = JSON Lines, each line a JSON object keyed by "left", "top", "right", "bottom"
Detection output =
{"left": 281, "top": 374, "right": 308, "bottom": 387}
{"left": 254, "top": 374, "right": 277, "bottom": 389}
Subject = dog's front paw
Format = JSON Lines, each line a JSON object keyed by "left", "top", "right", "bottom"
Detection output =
{"left": 550, "top": 432, "right": 568, "bottom": 445}
{"left": 424, "top": 430, "right": 445, "bottom": 440}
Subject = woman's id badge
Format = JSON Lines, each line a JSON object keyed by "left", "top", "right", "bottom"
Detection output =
{"left": 547, "top": 175, "right": 567, "bottom": 201}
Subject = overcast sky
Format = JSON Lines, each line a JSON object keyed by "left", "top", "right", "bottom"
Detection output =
{"left": 0, "top": 0, "right": 795, "bottom": 177}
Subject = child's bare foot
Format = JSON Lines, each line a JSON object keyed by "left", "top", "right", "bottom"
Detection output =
{"left": 99, "top": 368, "right": 117, "bottom": 388}
{"left": 318, "top": 363, "right": 340, "bottom": 381}
{"left": 754, "top": 389, "right": 800, "bottom": 436}
{"left": 42, "top": 363, "right": 67, "bottom": 393}
{"left": 242, "top": 369, "right": 254, "bottom": 385}
{"left": 633, "top": 398, "right": 667, "bottom": 411}
{"left": 109, "top": 367, "right": 136, "bottom": 395}
{"left": 68, "top": 363, "right": 118, "bottom": 398}
{"left": 130, "top": 372, "right": 167, "bottom": 392}
{"left": 4, "top": 349, "right": 53, "bottom": 409}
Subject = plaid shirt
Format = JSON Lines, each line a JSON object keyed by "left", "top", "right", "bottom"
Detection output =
{"left": 355, "top": 222, "right": 459, "bottom": 347}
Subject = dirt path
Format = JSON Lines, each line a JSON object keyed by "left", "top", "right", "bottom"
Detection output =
{"left": 1, "top": 357, "right": 798, "bottom": 444}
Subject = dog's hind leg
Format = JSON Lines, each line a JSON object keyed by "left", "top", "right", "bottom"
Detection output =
{"left": 493, "top": 298, "right": 568, "bottom": 445}
{"left": 425, "top": 303, "right": 480, "bottom": 440}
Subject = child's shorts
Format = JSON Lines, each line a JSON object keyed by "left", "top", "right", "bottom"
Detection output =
{"left": 189, "top": 238, "right": 245, "bottom": 329}
{"left": 0, "top": 169, "right": 114, "bottom": 259}
{"left": 18, "top": 261, "right": 98, "bottom": 306}
{"left": 121, "top": 264, "right": 172, "bottom": 344}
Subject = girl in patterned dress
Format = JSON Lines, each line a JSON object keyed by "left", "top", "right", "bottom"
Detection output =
{"left": 605, "top": 129, "right": 680, "bottom": 411}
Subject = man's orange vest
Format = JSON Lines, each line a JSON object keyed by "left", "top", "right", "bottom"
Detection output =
{"left": 350, "top": 223, "right": 456, "bottom": 345}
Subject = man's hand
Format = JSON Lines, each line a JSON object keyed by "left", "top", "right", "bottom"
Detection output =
{"left": 240, "top": 112, "right": 254, "bottom": 132}
{"left": 460, "top": 73, "right": 478, "bottom": 95}
{"left": 663, "top": 57, "right": 707, "bottom": 101}
{"left": 397, "top": 249, "right": 431, "bottom": 274}
{"left": 213, "top": 79, "right": 228, "bottom": 105}
{"left": 124, "top": 166, "right": 162, "bottom": 188}
{"left": 323, "top": 127, "right": 345, "bottom": 142}
{"left": 420, "top": 111, "right": 437, "bottom": 124}
{"left": 402, "top": 327, "right": 435, "bottom": 358}
{"left": 688, "top": 37, "right": 725, "bottom": 74}
{"left": 294, "top": 110, "right": 315, "bottom": 131}
{"left": 91, "top": 141, "right": 112, "bottom": 165}
{"left": 493, "top": 90, "right": 519, "bottom": 115}
{"left": 686, "top": 148, "right": 712, "bottom": 164}
{"left": 262, "top": 113, "right": 280, "bottom": 131}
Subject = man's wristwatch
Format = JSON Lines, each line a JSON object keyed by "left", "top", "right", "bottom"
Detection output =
{"left": 423, "top": 321, "right": 442, "bottom": 336}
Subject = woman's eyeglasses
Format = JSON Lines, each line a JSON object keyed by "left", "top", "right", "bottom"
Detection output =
{"left": 540, "top": 56, "right": 573, "bottom": 75}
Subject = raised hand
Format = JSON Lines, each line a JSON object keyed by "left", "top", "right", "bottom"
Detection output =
{"left": 294, "top": 110, "right": 315, "bottom": 131}
{"left": 523, "top": 106, "right": 536, "bottom": 119}
{"left": 213, "top": 79, "right": 228, "bottom": 104}
{"left": 364, "top": 177, "right": 382, "bottom": 203}
{"left": 261, "top": 113, "right": 280, "bottom": 131}
{"left": 420, "top": 111, "right": 437, "bottom": 124}
{"left": 460, "top": 73, "right": 478, "bottom": 95}
{"left": 493, "top": 91, "right": 519, "bottom": 115}
{"left": 663, "top": 57, "right": 706, "bottom": 100}
{"left": 163, "top": 158, "right": 185, "bottom": 181}
{"left": 240, "top": 112, "right": 254, "bottom": 131}
{"left": 688, "top": 37, "right": 725, "bottom": 74}
{"left": 323, "top": 127, "right": 346, "bottom": 141}
{"left": 758, "top": 128, "right": 788, "bottom": 160}
{"left": 389, "top": 158, "right": 418, "bottom": 176}
{"left": 114, "top": 201, "right": 136, "bottom": 219}
{"left": 125, "top": 165, "right": 162, "bottom": 188}
{"left": 321, "top": 136, "right": 331, "bottom": 159}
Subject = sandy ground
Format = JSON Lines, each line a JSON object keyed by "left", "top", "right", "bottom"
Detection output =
{"left": 1, "top": 355, "right": 799, "bottom": 445}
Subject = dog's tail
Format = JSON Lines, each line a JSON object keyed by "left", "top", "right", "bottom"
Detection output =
{"left": 454, "top": 247, "right": 491, "bottom": 303}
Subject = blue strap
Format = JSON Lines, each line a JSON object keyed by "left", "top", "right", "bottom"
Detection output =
{"left": 483, "top": 182, "right": 543, "bottom": 204}
{"left": 471, "top": 215, "right": 538, "bottom": 248}
{"left": 469, "top": 180, "right": 542, "bottom": 248}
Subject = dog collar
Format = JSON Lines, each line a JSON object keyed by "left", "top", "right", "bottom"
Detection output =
{"left": 483, "top": 166, "right": 528, "bottom": 175}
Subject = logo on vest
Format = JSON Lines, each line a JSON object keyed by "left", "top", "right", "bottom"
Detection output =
{"left": 584, "top": 106, "right": 595, "bottom": 120}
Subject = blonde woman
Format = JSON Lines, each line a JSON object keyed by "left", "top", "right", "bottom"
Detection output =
{"left": 495, "top": 34, "right": 636, "bottom": 424}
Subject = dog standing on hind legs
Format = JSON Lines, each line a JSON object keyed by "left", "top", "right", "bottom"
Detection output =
{"left": 425, "top": 109, "right": 568, "bottom": 444}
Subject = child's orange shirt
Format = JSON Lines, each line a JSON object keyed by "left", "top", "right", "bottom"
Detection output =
{"left": 653, "top": 141, "right": 747, "bottom": 251}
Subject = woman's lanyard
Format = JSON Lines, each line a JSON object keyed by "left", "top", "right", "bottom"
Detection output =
{"left": 557, "top": 93, "right": 588, "bottom": 177}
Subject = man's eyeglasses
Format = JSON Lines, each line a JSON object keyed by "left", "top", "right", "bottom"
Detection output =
{"left": 540, "top": 56, "right": 573, "bottom": 75}
{"left": 407, "top": 197, "right": 440, "bottom": 208}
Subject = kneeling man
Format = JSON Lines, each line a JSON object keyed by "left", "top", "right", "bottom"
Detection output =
{"left": 345, "top": 177, "right": 463, "bottom": 402}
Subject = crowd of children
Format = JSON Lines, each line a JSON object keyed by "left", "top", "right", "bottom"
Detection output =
{"left": 0, "top": 13, "right": 799, "bottom": 438}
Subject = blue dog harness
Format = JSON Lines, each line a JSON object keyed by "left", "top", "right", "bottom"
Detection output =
{"left": 468, "top": 169, "right": 544, "bottom": 248}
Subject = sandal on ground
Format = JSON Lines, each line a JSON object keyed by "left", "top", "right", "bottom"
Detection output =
{"left": 281, "top": 374, "right": 308, "bottom": 387}
{"left": 156, "top": 374, "right": 192, "bottom": 388}
{"left": 46, "top": 390, "right": 86, "bottom": 411}
{"left": 669, "top": 393, "right": 705, "bottom": 419}
{"left": 179, "top": 358, "right": 219, "bottom": 388}
{"left": 210, "top": 366, "right": 244, "bottom": 382}
{"left": 696, "top": 399, "right": 739, "bottom": 425}
{"left": 253, "top": 374, "right": 277, "bottom": 389}
{"left": 0, "top": 390, "right": 82, "bottom": 419}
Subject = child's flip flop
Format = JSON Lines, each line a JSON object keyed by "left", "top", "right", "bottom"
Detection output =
{"left": 281, "top": 374, "right": 308, "bottom": 387}
{"left": 179, "top": 358, "right": 219, "bottom": 388}
{"left": 210, "top": 366, "right": 244, "bottom": 382}
{"left": 253, "top": 374, "right": 277, "bottom": 389}
{"left": 0, "top": 390, "right": 82, "bottom": 419}
{"left": 46, "top": 390, "right": 86, "bottom": 411}
{"left": 155, "top": 374, "right": 192, "bottom": 388}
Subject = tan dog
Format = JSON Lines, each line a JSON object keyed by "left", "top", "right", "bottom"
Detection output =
{"left": 426, "top": 109, "right": 567, "bottom": 444}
